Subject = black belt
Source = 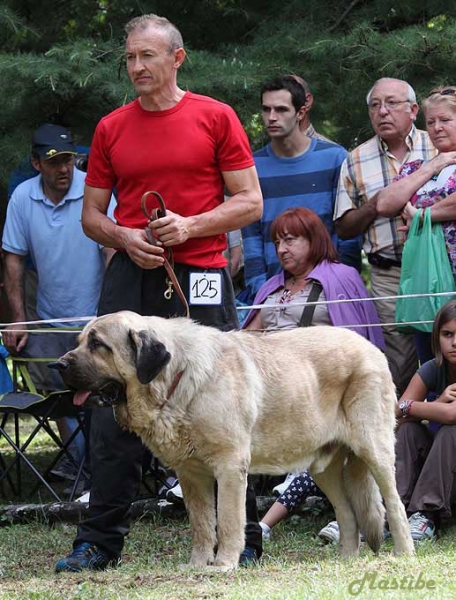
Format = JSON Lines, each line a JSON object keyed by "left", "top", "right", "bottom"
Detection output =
{"left": 367, "top": 253, "right": 401, "bottom": 270}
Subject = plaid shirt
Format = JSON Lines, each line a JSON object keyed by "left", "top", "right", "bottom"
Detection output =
{"left": 334, "top": 126, "right": 436, "bottom": 260}
{"left": 303, "top": 123, "right": 333, "bottom": 143}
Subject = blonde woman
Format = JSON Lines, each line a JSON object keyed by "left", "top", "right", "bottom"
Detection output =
{"left": 377, "top": 86, "right": 456, "bottom": 363}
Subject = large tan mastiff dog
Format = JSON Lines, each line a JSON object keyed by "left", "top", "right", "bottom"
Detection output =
{"left": 53, "top": 311, "right": 414, "bottom": 568}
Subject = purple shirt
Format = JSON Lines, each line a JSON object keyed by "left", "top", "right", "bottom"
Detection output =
{"left": 243, "top": 260, "right": 385, "bottom": 350}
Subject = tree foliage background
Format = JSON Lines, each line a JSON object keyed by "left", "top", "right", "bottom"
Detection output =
{"left": 1, "top": 0, "right": 456, "bottom": 211}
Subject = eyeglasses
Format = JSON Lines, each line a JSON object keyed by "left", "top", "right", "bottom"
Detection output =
{"left": 426, "top": 88, "right": 456, "bottom": 102}
{"left": 436, "top": 88, "right": 456, "bottom": 97}
{"left": 274, "top": 236, "right": 300, "bottom": 249}
{"left": 368, "top": 100, "right": 411, "bottom": 113}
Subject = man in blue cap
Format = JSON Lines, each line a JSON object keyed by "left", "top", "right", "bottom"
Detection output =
{"left": 2, "top": 123, "right": 114, "bottom": 481}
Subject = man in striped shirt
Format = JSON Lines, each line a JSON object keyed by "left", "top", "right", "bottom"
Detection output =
{"left": 334, "top": 77, "right": 437, "bottom": 395}
{"left": 242, "top": 75, "right": 361, "bottom": 303}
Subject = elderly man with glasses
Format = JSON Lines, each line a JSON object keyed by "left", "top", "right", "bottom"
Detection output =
{"left": 333, "top": 77, "right": 437, "bottom": 396}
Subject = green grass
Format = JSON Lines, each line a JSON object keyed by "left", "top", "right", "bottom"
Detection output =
{"left": 1, "top": 416, "right": 456, "bottom": 599}
{"left": 1, "top": 513, "right": 456, "bottom": 599}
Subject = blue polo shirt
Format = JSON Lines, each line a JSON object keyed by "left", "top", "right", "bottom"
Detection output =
{"left": 2, "top": 168, "right": 106, "bottom": 325}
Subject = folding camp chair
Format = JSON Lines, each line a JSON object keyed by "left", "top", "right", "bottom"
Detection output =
{"left": 0, "top": 356, "right": 86, "bottom": 502}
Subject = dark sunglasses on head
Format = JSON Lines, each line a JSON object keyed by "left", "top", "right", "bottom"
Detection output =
{"left": 428, "top": 87, "right": 456, "bottom": 98}
{"left": 440, "top": 88, "right": 456, "bottom": 96}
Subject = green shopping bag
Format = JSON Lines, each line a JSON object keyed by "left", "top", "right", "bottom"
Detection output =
{"left": 395, "top": 208, "right": 456, "bottom": 333}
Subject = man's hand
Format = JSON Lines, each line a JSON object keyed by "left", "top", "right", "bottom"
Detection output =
{"left": 335, "top": 195, "right": 379, "bottom": 239}
{"left": 3, "top": 324, "right": 28, "bottom": 354}
{"left": 148, "top": 209, "right": 191, "bottom": 246}
{"left": 122, "top": 228, "right": 165, "bottom": 269}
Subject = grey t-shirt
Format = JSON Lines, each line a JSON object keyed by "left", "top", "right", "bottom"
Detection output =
{"left": 417, "top": 359, "right": 448, "bottom": 396}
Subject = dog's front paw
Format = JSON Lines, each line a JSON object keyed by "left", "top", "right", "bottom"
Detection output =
{"left": 190, "top": 550, "right": 214, "bottom": 568}
{"left": 206, "top": 564, "right": 236, "bottom": 572}
{"left": 214, "top": 553, "right": 239, "bottom": 570}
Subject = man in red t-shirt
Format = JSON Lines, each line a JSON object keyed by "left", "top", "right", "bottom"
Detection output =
{"left": 56, "top": 13, "right": 263, "bottom": 573}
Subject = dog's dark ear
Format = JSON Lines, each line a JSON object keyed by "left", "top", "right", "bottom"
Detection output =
{"left": 128, "top": 329, "right": 171, "bottom": 384}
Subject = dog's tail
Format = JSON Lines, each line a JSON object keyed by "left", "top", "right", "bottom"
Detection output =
{"left": 344, "top": 452, "right": 385, "bottom": 553}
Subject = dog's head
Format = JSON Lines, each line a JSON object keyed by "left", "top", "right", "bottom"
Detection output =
{"left": 49, "top": 311, "right": 171, "bottom": 408}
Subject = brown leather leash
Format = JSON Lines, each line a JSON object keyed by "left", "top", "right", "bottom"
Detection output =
{"left": 141, "top": 190, "right": 190, "bottom": 319}
{"left": 141, "top": 190, "right": 188, "bottom": 408}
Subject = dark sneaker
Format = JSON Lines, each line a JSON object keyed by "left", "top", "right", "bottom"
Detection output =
{"left": 63, "top": 479, "right": 87, "bottom": 497}
{"left": 55, "top": 543, "right": 119, "bottom": 573}
{"left": 50, "top": 456, "right": 79, "bottom": 481}
{"left": 239, "top": 545, "right": 260, "bottom": 567}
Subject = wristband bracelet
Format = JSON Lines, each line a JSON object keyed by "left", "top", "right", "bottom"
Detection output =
{"left": 397, "top": 399, "right": 414, "bottom": 418}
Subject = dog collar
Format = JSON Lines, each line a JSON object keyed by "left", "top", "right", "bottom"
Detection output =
{"left": 157, "top": 370, "right": 185, "bottom": 409}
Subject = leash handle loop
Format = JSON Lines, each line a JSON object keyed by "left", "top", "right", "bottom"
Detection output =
{"left": 141, "top": 190, "right": 167, "bottom": 222}
{"left": 140, "top": 190, "right": 190, "bottom": 318}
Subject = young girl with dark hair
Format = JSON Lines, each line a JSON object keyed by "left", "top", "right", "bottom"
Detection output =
{"left": 320, "top": 300, "right": 456, "bottom": 545}
{"left": 395, "top": 299, "right": 456, "bottom": 541}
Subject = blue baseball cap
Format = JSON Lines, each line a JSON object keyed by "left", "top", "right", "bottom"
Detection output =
{"left": 32, "top": 124, "right": 77, "bottom": 159}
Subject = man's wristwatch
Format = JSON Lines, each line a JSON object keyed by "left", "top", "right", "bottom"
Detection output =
{"left": 398, "top": 399, "right": 414, "bottom": 418}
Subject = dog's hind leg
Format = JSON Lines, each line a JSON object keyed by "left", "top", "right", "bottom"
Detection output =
{"left": 177, "top": 468, "right": 217, "bottom": 568}
{"left": 312, "top": 449, "right": 360, "bottom": 558}
{"left": 212, "top": 458, "right": 248, "bottom": 569}
{"left": 343, "top": 453, "right": 385, "bottom": 553}
{"left": 341, "top": 373, "right": 414, "bottom": 555}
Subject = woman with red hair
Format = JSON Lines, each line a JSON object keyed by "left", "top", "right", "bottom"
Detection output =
{"left": 244, "top": 207, "right": 383, "bottom": 343}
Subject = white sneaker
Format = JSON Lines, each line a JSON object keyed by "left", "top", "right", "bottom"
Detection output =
{"left": 318, "top": 520, "right": 340, "bottom": 543}
{"left": 166, "top": 481, "right": 184, "bottom": 504}
{"left": 158, "top": 476, "right": 178, "bottom": 499}
{"left": 75, "top": 491, "right": 90, "bottom": 504}
{"left": 259, "top": 521, "right": 271, "bottom": 541}
{"left": 272, "top": 473, "right": 298, "bottom": 497}
{"left": 408, "top": 512, "right": 436, "bottom": 541}
{"left": 318, "top": 521, "right": 377, "bottom": 544}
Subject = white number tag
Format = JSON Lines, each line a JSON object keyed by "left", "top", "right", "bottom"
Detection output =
{"left": 189, "top": 272, "right": 222, "bottom": 305}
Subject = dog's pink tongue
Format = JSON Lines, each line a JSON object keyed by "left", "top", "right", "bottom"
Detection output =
{"left": 73, "top": 390, "right": 92, "bottom": 406}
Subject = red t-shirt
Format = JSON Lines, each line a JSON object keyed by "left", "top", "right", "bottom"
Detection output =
{"left": 86, "top": 92, "right": 254, "bottom": 267}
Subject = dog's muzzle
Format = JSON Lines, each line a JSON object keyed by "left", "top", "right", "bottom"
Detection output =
{"left": 48, "top": 360, "right": 126, "bottom": 408}
{"left": 48, "top": 358, "right": 69, "bottom": 372}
